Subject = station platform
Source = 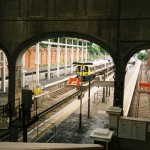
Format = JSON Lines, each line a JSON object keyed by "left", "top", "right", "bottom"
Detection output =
{"left": 35, "top": 61, "right": 150, "bottom": 150}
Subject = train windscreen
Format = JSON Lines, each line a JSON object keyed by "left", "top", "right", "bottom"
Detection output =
{"left": 77, "top": 66, "right": 88, "bottom": 72}
{"left": 84, "top": 66, "right": 88, "bottom": 72}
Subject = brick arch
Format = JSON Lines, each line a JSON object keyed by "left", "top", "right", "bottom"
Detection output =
{"left": 0, "top": 43, "right": 11, "bottom": 65}
{"left": 123, "top": 43, "right": 150, "bottom": 70}
{"left": 9, "top": 32, "right": 116, "bottom": 110}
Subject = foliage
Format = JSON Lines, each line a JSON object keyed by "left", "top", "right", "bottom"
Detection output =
{"left": 87, "top": 42, "right": 107, "bottom": 59}
{"left": 40, "top": 43, "right": 47, "bottom": 48}
{"left": 137, "top": 50, "right": 148, "bottom": 61}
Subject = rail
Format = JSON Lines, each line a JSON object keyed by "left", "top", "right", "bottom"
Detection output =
{"left": 37, "top": 90, "right": 81, "bottom": 118}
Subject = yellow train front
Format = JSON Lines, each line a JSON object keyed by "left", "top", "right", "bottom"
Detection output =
{"left": 76, "top": 64, "right": 96, "bottom": 81}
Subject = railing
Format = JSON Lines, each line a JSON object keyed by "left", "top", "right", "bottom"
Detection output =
{"left": 0, "top": 98, "right": 20, "bottom": 118}
{"left": 94, "top": 90, "right": 103, "bottom": 103}
{"left": 33, "top": 119, "right": 57, "bottom": 143}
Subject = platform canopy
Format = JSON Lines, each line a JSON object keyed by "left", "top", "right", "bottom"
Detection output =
{"left": 94, "top": 81, "right": 114, "bottom": 87}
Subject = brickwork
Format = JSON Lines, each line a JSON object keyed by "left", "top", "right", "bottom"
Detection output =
{"left": 25, "top": 47, "right": 87, "bottom": 69}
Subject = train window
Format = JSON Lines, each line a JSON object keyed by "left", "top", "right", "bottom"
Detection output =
{"left": 96, "top": 65, "right": 100, "bottom": 69}
{"left": 84, "top": 66, "right": 88, "bottom": 72}
{"left": 77, "top": 66, "right": 81, "bottom": 72}
{"left": 90, "top": 66, "right": 94, "bottom": 72}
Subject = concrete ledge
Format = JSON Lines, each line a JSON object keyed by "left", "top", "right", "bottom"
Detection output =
{"left": 123, "top": 60, "right": 141, "bottom": 116}
{"left": 0, "top": 142, "right": 103, "bottom": 150}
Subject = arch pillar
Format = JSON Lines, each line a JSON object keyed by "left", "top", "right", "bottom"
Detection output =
{"left": 35, "top": 43, "right": 40, "bottom": 82}
{"left": 8, "top": 65, "right": 22, "bottom": 102}
{"left": 57, "top": 38, "right": 60, "bottom": 78}
{"left": 76, "top": 40, "right": 79, "bottom": 62}
{"left": 65, "top": 38, "right": 68, "bottom": 75}
{"left": 81, "top": 40, "right": 84, "bottom": 62}
{"left": 15, "top": 65, "right": 22, "bottom": 99}
{"left": 7, "top": 64, "right": 22, "bottom": 127}
{"left": 113, "top": 70, "right": 126, "bottom": 110}
{"left": 1, "top": 51, "right": 6, "bottom": 93}
{"left": 70, "top": 39, "right": 74, "bottom": 73}
{"left": 8, "top": 65, "right": 15, "bottom": 104}
{"left": 21, "top": 54, "right": 26, "bottom": 87}
{"left": 47, "top": 39, "right": 51, "bottom": 80}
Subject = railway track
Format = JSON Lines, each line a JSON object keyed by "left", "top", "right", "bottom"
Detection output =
{"left": 37, "top": 85, "right": 76, "bottom": 112}
{"left": 37, "top": 87, "right": 81, "bottom": 119}
{"left": 48, "top": 86, "right": 75, "bottom": 99}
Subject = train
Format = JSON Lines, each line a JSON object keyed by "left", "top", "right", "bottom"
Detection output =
{"left": 75, "top": 60, "right": 114, "bottom": 81}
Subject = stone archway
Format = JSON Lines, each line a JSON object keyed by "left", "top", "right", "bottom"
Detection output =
{"left": 9, "top": 32, "right": 116, "bottom": 110}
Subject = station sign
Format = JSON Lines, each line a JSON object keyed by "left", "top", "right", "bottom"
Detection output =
{"left": 67, "top": 78, "right": 80, "bottom": 86}
{"left": 138, "top": 82, "right": 150, "bottom": 93}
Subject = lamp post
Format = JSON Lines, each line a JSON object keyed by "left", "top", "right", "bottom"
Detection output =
{"left": 79, "top": 63, "right": 83, "bottom": 129}
{"left": 88, "top": 75, "right": 91, "bottom": 118}
{"left": 73, "top": 62, "right": 93, "bottom": 129}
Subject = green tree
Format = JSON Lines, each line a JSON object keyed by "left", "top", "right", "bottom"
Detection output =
{"left": 137, "top": 50, "right": 148, "bottom": 61}
{"left": 87, "top": 42, "right": 107, "bottom": 59}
